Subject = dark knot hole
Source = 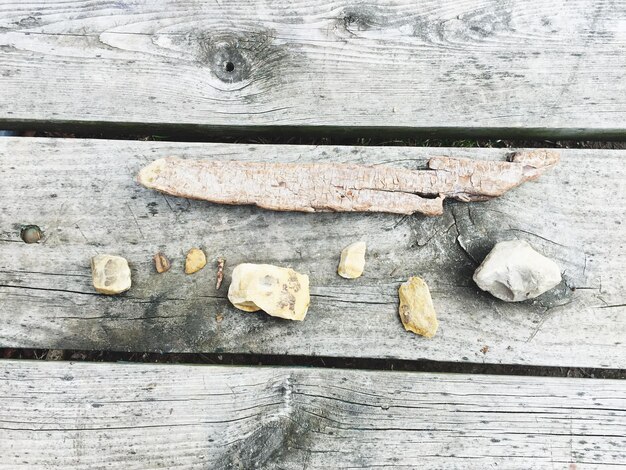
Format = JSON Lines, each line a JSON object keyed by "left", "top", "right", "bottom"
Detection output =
{"left": 224, "top": 61, "right": 235, "bottom": 72}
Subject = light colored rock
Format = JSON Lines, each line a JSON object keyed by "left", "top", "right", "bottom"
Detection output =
{"left": 337, "top": 241, "right": 366, "bottom": 279}
{"left": 228, "top": 263, "right": 310, "bottom": 321}
{"left": 185, "top": 248, "right": 206, "bottom": 274}
{"left": 473, "top": 239, "right": 562, "bottom": 302}
{"left": 91, "top": 254, "right": 131, "bottom": 295}
{"left": 398, "top": 276, "right": 438, "bottom": 338}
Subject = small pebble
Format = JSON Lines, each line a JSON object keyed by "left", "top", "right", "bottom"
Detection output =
{"left": 398, "top": 276, "right": 438, "bottom": 338}
{"left": 337, "top": 241, "right": 366, "bottom": 279}
{"left": 91, "top": 254, "right": 131, "bottom": 295}
{"left": 185, "top": 248, "right": 207, "bottom": 274}
{"left": 153, "top": 252, "right": 171, "bottom": 273}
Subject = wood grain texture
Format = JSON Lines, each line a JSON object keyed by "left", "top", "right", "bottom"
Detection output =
{"left": 0, "top": 138, "right": 625, "bottom": 368}
{"left": 1, "top": 1, "right": 626, "bottom": 134}
{"left": 1, "top": 360, "right": 624, "bottom": 469}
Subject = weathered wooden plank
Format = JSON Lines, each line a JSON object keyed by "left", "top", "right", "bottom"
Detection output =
{"left": 0, "top": 138, "right": 624, "bottom": 367}
{"left": 0, "top": 360, "right": 624, "bottom": 469}
{"left": 1, "top": 1, "right": 626, "bottom": 135}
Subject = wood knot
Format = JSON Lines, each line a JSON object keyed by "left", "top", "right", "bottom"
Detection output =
{"left": 339, "top": 6, "right": 385, "bottom": 32}
{"left": 198, "top": 34, "right": 250, "bottom": 83}
{"left": 196, "top": 31, "right": 286, "bottom": 85}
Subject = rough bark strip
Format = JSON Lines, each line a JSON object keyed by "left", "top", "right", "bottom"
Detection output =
{"left": 137, "top": 150, "right": 558, "bottom": 215}
{"left": 0, "top": 138, "right": 624, "bottom": 368}
{"left": 1, "top": 1, "right": 626, "bottom": 135}
{"left": 0, "top": 360, "right": 624, "bottom": 469}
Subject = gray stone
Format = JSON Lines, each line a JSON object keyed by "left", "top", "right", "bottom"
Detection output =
{"left": 473, "top": 240, "right": 561, "bottom": 302}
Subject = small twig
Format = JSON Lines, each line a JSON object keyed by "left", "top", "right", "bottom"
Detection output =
{"left": 216, "top": 258, "right": 225, "bottom": 290}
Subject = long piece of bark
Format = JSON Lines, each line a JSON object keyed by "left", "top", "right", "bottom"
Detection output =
{"left": 138, "top": 150, "right": 559, "bottom": 215}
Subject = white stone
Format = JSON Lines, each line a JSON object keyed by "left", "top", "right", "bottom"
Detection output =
{"left": 228, "top": 263, "right": 310, "bottom": 321}
{"left": 91, "top": 254, "right": 131, "bottom": 295}
{"left": 337, "top": 241, "right": 366, "bottom": 279}
{"left": 473, "top": 240, "right": 562, "bottom": 302}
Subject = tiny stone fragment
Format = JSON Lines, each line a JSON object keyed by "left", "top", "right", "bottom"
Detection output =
{"left": 153, "top": 252, "right": 171, "bottom": 273}
{"left": 185, "top": 248, "right": 206, "bottom": 274}
{"left": 91, "top": 254, "right": 131, "bottom": 295}
{"left": 398, "top": 276, "right": 438, "bottom": 338}
{"left": 228, "top": 263, "right": 310, "bottom": 321}
{"left": 46, "top": 349, "right": 64, "bottom": 361}
{"left": 337, "top": 241, "right": 366, "bottom": 279}
{"left": 473, "top": 239, "right": 562, "bottom": 302}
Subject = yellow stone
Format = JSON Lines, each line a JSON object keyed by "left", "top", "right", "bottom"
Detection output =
{"left": 337, "top": 241, "right": 366, "bottom": 279}
{"left": 185, "top": 248, "right": 206, "bottom": 274}
{"left": 91, "top": 254, "right": 131, "bottom": 295}
{"left": 228, "top": 263, "right": 310, "bottom": 321}
{"left": 398, "top": 276, "right": 438, "bottom": 338}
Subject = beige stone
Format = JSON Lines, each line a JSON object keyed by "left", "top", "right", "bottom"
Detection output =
{"left": 91, "top": 254, "right": 131, "bottom": 295}
{"left": 185, "top": 248, "right": 206, "bottom": 274}
{"left": 398, "top": 276, "right": 438, "bottom": 338}
{"left": 337, "top": 241, "right": 366, "bottom": 279}
{"left": 228, "top": 263, "right": 310, "bottom": 321}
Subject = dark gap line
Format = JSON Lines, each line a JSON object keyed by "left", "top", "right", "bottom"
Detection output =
{"left": 2, "top": 125, "right": 626, "bottom": 149}
{"left": 1, "top": 349, "right": 624, "bottom": 379}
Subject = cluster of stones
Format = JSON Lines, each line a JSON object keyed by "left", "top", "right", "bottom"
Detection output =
{"left": 91, "top": 239, "right": 561, "bottom": 338}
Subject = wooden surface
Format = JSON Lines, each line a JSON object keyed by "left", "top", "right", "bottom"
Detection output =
{"left": 1, "top": 0, "right": 626, "bottom": 135}
{"left": 1, "top": 360, "right": 624, "bottom": 469}
{"left": 1, "top": 137, "right": 624, "bottom": 368}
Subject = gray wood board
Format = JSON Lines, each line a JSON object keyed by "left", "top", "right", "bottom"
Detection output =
{"left": 1, "top": 1, "right": 626, "bottom": 134}
{"left": 1, "top": 360, "right": 624, "bottom": 469}
{"left": 0, "top": 138, "right": 625, "bottom": 368}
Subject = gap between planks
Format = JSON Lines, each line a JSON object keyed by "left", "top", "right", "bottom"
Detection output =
{"left": 2, "top": 349, "right": 624, "bottom": 379}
